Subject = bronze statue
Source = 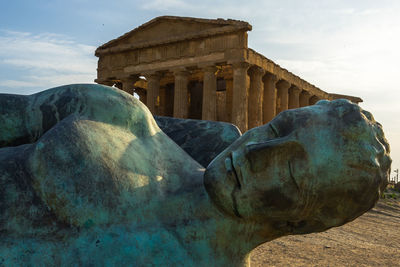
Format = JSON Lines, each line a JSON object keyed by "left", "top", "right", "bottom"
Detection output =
{"left": 0, "top": 84, "right": 390, "bottom": 266}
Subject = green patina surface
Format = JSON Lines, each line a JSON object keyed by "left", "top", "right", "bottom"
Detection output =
{"left": 0, "top": 84, "right": 391, "bottom": 266}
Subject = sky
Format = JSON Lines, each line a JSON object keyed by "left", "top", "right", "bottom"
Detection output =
{"left": 0, "top": 0, "right": 399, "bottom": 178}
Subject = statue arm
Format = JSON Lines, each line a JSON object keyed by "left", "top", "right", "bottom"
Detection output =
{"left": 155, "top": 116, "right": 241, "bottom": 167}
{"left": 0, "top": 93, "right": 31, "bottom": 147}
{"left": 0, "top": 86, "right": 88, "bottom": 147}
{"left": 0, "top": 84, "right": 155, "bottom": 148}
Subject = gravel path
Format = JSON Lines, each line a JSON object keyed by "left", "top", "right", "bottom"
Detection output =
{"left": 250, "top": 199, "right": 400, "bottom": 267}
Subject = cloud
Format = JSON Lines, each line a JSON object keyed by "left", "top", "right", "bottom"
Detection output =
{"left": 0, "top": 79, "right": 37, "bottom": 88}
{"left": 0, "top": 30, "right": 97, "bottom": 94}
{"left": 262, "top": 4, "right": 400, "bottom": 173}
{"left": 0, "top": 74, "right": 95, "bottom": 90}
{"left": 141, "top": 0, "right": 191, "bottom": 11}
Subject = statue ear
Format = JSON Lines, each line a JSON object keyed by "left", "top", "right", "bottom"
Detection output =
{"left": 245, "top": 137, "right": 307, "bottom": 172}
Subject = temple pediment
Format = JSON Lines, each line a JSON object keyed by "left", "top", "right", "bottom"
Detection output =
{"left": 95, "top": 16, "right": 251, "bottom": 55}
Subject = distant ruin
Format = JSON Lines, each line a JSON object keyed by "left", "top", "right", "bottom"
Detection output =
{"left": 95, "top": 16, "right": 362, "bottom": 132}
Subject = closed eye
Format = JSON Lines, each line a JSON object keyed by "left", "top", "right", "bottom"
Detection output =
{"left": 245, "top": 136, "right": 293, "bottom": 172}
{"left": 269, "top": 123, "right": 279, "bottom": 138}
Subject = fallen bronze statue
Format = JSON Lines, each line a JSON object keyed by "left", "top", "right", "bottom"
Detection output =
{"left": 0, "top": 84, "right": 391, "bottom": 266}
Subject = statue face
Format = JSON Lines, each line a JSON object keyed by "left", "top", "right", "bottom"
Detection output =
{"left": 204, "top": 100, "right": 391, "bottom": 234}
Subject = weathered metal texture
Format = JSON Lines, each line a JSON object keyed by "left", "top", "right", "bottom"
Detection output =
{"left": 205, "top": 99, "right": 391, "bottom": 234}
{"left": 0, "top": 84, "right": 391, "bottom": 266}
{"left": 154, "top": 116, "right": 241, "bottom": 167}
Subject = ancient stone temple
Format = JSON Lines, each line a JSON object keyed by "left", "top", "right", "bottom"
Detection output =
{"left": 95, "top": 16, "right": 362, "bottom": 132}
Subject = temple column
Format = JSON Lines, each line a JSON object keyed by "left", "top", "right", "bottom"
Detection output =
{"left": 231, "top": 62, "right": 250, "bottom": 132}
{"left": 135, "top": 88, "right": 147, "bottom": 104}
{"left": 114, "top": 81, "right": 123, "bottom": 90}
{"left": 299, "top": 91, "right": 311, "bottom": 107}
{"left": 146, "top": 72, "right": 162, "bottom": 115}
{"left": 163, "top": 83, "right": 175, "bottom": 117}
{"left": 309, "top": 95, "right": 320, "bottom": 105}
{"left": 173, "top": 69, "right": 189, "bottom": 118}
{"left": 248, "top": 66, "right": 265, "bottom": 129}
{"left": 202, "top": 65, "right": 217, "bottom": 121}
{"left": 225, "top": 78, "right": 233, "bottom": 122}
{"left": 158, "top": 87, "right": 166, "bottom": 116}
{"left": 288, "top": 85, "right": 301, "bottom": 109}
{"left": 121, "top": 76, "right": 137, "bottom": 95}
{"left": 276, "top": 80, "right": 291, "bottom": 114}
{"left": 262, "top": 73, "right": 278, "bottom": 124}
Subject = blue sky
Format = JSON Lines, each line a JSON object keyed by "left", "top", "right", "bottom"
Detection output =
{"left": 1, "top": 0, "right": 399, "bottom": 177}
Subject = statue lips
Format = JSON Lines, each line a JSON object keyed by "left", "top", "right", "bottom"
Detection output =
{"left": 225, "top": 152, "right": 246, "bottom": 189}
{"left": 225, "top": 153, "right": 243, "bottom": 218}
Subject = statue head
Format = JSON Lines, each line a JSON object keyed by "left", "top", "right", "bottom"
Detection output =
{"left": 204, "top": 99, "right": 391, "bottom": 234}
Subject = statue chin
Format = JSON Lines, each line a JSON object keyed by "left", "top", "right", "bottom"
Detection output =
{"left": 204, "top": 156, "right": 239, "bottom": 218}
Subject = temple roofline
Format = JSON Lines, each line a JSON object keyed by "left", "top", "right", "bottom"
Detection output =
{"left": 329, "top": 93, "right": 363, "bottom": 103}
{"left": 95, "top": 16, "right": 252, "bottom": 56}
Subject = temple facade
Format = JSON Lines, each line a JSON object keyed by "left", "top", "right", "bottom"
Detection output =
{"left": 95, "top": 16, "right": 362, "bottom": 132}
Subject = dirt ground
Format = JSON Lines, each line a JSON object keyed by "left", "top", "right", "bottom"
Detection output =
{"left": 250, "top": 198, "right": 400, "bottom": 267}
